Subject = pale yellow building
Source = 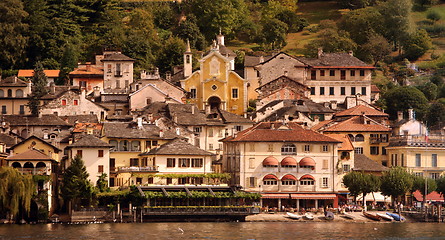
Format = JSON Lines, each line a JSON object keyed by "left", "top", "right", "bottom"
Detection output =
{"left": 0, "top": 76, "right": 32, "bottom": 115}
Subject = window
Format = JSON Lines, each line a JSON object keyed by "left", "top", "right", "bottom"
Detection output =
{"left": 167, "top": 158, "right": 176, "bottom": 167}
{"left": 73, "top": 100, "right": 79, "bottom": 105}
{"left": 190, "top": 88, "right": 197, "bottom": 99}
{"left": 76, "top": 150, "right": 83, "bottom": 157}
{"left": 382, "top": 147, "right": 387, "bottom": 155}
{"left": 131, "top": 141, "right": 140, "bottom": 151}
{"left": 98, "top": 150, "right": 104, "bottom": 157}
{"left": 321, "top": 177, "right": 329, "bottom": 188}
{"left": 361, "top": 87, "right": 367, "bottom": 95}
{"left": 16, "top": 89, "right": 23, "bottom": 97}
{"left": 311, "top": 70, "right": 316, "bottom": 80}
{"left": 62, "top": 99, "right": 67, "bottom": 106}
{"left": 80, "top": 81, "right": 87, "bottom": 88}
{"left": 249, "top": 158, "right": 255, "bottom": 169}
{"left": 351, "top": 87, "right": 356, "bottom": 95}
{"left": 414, "top": 172, "right": 423, "bottom": 177}
{"left": 282, "top": 180, "right": 296, "bottom": 185}
{"left": 115, "top": 63, "right": 122, "bottom": 76}
{"left": 310, "top": 87, "right": 315, "bottom": 95}
{"left": 7, "top": 89, "right": 12, "bottom": 97}
{"left": 249, "top": 177, "right": 256, "bottom": 187}
{"left": 268, "top": 144, "right": 274, "bottom": 152}
{"left": 130, "top": 158, "right": 139, "bottom": 167}
{"left": 304, "top": 145, "right": 310, "bottom": 152}
{"left": 355, "top": 134, "right": 364, "bottom": 142}
{"left": 109, "top": 140, "right": 118, "bottom": 151}
{"left": 322, "top": 145, "right": 329, "bottom": 152}
{"left": 208, "top": 128, "right": 213, "bottom": 137}
{"left": 320, "top": 87, "right": 325, "bottom": 95}
{"left": 19, "top": 105, "right": 25, "bottom": 115}
{"left": 329, "top": 70, "right": 335, "bottom": 76}
{"left": 329, "top": 87, "right": 335, "bottom": 95}
{"left": 340, "top": 70, "right": 346, "bottom": 80}
{"left": 141, "top": 158, "right": 147, "bottom": 167}
{"left": 300, "top": 179, "right": 314, "bottom": 185}
{"left": 360, "top": 70, "right": 365, "bottom": 76}
{"left": 179, "top": 158, "right": 190, "bottom": 167}
{"left": 232, "top": 88, "right": 239, "bottom": 99}
{"left": 166, "top": 178, "right": 172, "bottom": 184}
{"left": 401, "top": 154, "right": 405, "bottom": 167}
{"left": 430, "top": 173, "right": 440, "bottom": 179}
{"left": 120, "top": 140, "right": 129, "bottom": 151}
{"left": 281, "top": 143, "right": 296, "bottom": 155}
{"left": 110, "top": 158, "right": 115, "bottom": 171}
{"left": 370, "top": 146, "right": 379, "bottom": 155}
{"left": 0, "top": 90, "right": 3, "bottom": 97}
{"left": 209, "top": 144, "right": 214, "bottom": 150}
{"left": 191, "top": 158, "right": 203, "bottom": 168}
{"left": 343, "top": 164, "right": 351, "bottom": 173}
{"left": 263, "top": 180, "right": 278, "bottom": 185}
{"left": 107, "top": 64, "right": 112, "bottom": 73}
{"left": 340, "top": 87, "right": 346, "bottom": 95}
{"left": 125, "top": 80, "right": 129, "bottom": 88}
{"left": 194, "top": 127, "right": 202, "bottom": 133}
{"left": 116, "top": 80, "right": 120, "bottom": 89}
{"left": 432, "top": 154, "right": 438, "bottom": 167}
{"left": 235, "top": 126, "right": 243, "bottom": 132}
{"left": 250, "top": 144, "right": 255, "bottom": 151}
{"left": 322, "top": 159, "right": 328, "bottom": 169}
{"left": 350, "top": 70, "right": 355, "bottom": 76}
{"left": 354, "top": 147, "right": 363, "bottom": 154}
{"left": 98, "top": 165, "right": 104, "bottom": 173}
{"left": 415, "top": 154, "right": 421, "bottom": 167}
{"left": 320, "top": 70, "right": 325, "bottom": 76}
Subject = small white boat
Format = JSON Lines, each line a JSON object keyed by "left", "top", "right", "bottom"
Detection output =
{"left": 304, "top": 212, "right": 314, "bottom": 220}
{"left": 286, "top": 212, "right": 302, "bottom": 220}
{"left": 376, "top": 213, "right": 393, "bottom": 221}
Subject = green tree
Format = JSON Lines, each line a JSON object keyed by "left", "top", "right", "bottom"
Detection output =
{"left": 403, "top": 29, "right": 432, "bottom": 60}
{"left": 59, "top": 43, "right": 79, "bottom": 85}
{"left": 27, "top": 62, "right": 49, "bottom": 116}
{"left": 426, "top": 102, "right": 445, "bottom": 128}
{"left": 260, "top": 18, "right": 288, "bottom": 50}
{"left": 382, "top": 86, "right": 429, "bottom": 120}
{"left": 412, "top": 175, "right": 437, "bottom": 208}
{"left": 379, "top": 0, "right": 414, "bottom": 52}
{"left": 305, "top": 28, "right": 357, "bottom": 57}
{"left": 61, "top": 155, "right": 94, "bottom": 211}
{"left": 342, "top": 171, "right": 365, "bottom": 203}
{"left": 359, "top": 34, "right": 392, "bottom": 65}
{"left": 427, "top": 10, "right": 441, "bottom": 23}
{"left": 339, "top": 7, "right": 383, "bottom": 45}
{"left": 361, "top": 174, "right": 381, "bottom": 207}
{"left": 0, "top": 0, "right": 28, "bottom": 69}
{"left": 156, "top": 37, "right": 186, "bottom": 74}
{"left": 0, "top": 167, "right": 35, "bottom": 222}
{"left": 380, "top": 167, "right": 414, "bottom": 201}
{"left": 175, "top": 15, "right": 206, "bottom": 50}
{"left": 417, "top": 82, "right": 438, "bottom": 101}
{"left": 96, "top": 173, "right": 109, "bottom": 193}
{"left": 436, "top": 177, "right": 445, "bottom": 200}
{"left": 276, "top": 9, "right": 308, "bottom": 33}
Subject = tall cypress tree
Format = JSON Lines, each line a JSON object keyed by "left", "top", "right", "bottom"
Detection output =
{"left": 27, "top": 62, "right": 48, "bottom": 116}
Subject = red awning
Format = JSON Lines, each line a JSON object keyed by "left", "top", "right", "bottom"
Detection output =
{"left": 263, "top": 156, "right": 279, "bottom": 166}
{"left": 281, "top": 157, "right": 297, "bottom": 166}
{"left": 263, "top": 174, "right": 278, "bottom": 180}
{"left": 281, "top": 174, "right": 297, "bottom": 181}
{"left": 299, "top": 157, "right": 316, "bottom": 167}
{"left": 261, "top": 193, "right": 336, "bottom": 199}
{"left": 300, "top": 174, "right": 315, "bottom": 180}
{"left": 413, "top": 190, "right": 444, "bottom": 202}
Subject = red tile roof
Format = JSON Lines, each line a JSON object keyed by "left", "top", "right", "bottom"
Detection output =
{"left": 413, "top": 190, "right": 444, "bottom": 202}
{"left": 18, "top": 70, "right": 60, "bottom": 78}
{"left": 319, "top": 116, "right": 390, "bottom": 132}
{"left": 69, "top": 65, "right": 104, "bottom": 76}
{"left": 222, "top": 122, "right": 341, "bottom": 143}
{"left": 371, "top": 85, "right": 381, "bottom": 93}
{"left": 335, "top": 105, "right": 388, "bottom": 117}
{"left": 325, "top": 134, "right": 354, "bottom": 151}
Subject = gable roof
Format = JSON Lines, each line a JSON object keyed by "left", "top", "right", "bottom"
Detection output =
{"left": 0, "top": 133, "right": 19, "bottom": 147}
{"left": 0, "top": 76, "right": 28, "bottom": 87}
{"left": 69, "top": 65, "right": 104, "bottom": 77}
{"left": 325, "top": 134, "right": 354, "bottom": 151}
{"left": 257, "top": 75, "right": 309, "bottom": 90}
{"left": 314, "top": 116, "right": 391, "bottom": 132}
{"left": 67, "top": 134, "right": 111, "bottom": 148}
{"left": 101, "top": 52, "right": 134, "bottom": 61}
{"left": 299, "top": 53, "right": 373, "bottom": 68}
{"left": 4, "top": 114, "right": 71, "bottom": 127}
{"left": 244, "top": 55, "right": 273, "bottom": 67}
{"left": 353, "top": 154, "right": 388, "bottom": 172}
{"left": 255, "top": 52, "right": 306, "bottom": 67}
{"left": 102, "top": 122, "right": 178, "bottom": 139}
{"left": 335, "top": 105, "right": 388, "bottom": 118}
{"left": 18, "top": 70, "right": 60, "bottom": 78}
{"left": 10, "top": 135, "right": 62, "bottom": 152}
{"left": 7, "top": 148, "right": 55, "bottom": 161}
{"left": 140, "top": 138, "right": 214, "bottom": 156}
{"left": 61, "top": 115, "right": 99, "bottom": 125}
{"left": 222, "top": 122, "right": 341, "bottom": 143}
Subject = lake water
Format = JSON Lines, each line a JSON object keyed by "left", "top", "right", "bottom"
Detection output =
{"left": 0, "top": 222, "right": 444, "bottom": 239}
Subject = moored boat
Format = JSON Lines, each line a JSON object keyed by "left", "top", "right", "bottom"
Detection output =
{"left": 363, "top": 211, "right": 381, "bottom": 221}
{"left": 286, "top": 212, "right": 302, "bottom": 220}
{"left": 386, "top": 212, "right": 405, "bottom": 222}
{"left": 304, "top": 212, "right": 314, "bottom": 220}
{"left": 376, "top": 213, "right": 393, "bottom": 221}
{"left": 341, "top": 213, "right": 355, "bottom": 220}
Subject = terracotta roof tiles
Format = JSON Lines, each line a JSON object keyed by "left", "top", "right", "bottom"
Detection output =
{"left": 18, "top": 70, "right": 60, "bottom": 78}
{"left": 335, "top": 105, "right": 388, "bottom": 117}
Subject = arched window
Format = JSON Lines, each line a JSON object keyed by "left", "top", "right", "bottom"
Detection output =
{"left": 262, "top": 156, "right": 278, "bottom": 167}
{"left": 119, "top": 140, "right": 129, "bottom": 151}
{"left": 7, "top": 89, "right": 12, "bottom": 97}
{"left": 281, "top": 157, "right": 297, "bottom": 168}
{"left": 348, "top": 134, "right": 355, "bottom": 142}
{"left": 263, "top": 174, "right": 278, "bottom": 185}
{"left": 281, "top": 143, "right": 296, "bottom": 155}
{"left": 21, "top": 129, "right": 29, "bottom": 138}
{"left": 109, "top": 140, "right": 118, "bottom": 151}
{"left": 0, "top": 89, "right": 4, "bottom": 97}
{"left": 131, "top": 141, "right": 140, "bottom": 151}
{"left": 16, "top": 89, "right": 23, "bottom": 97}
{"left": 24, "top": 162, "right": 34, "bottom": 169}
{"left": 299, "top": 175, "right": 315, "bottom": 185}
{"left": 11, "top": 162, "right": 21, "bottom": 168}
{"left": 36, "top": 162, "right": 46, "bottom": 168}
{"left": 281, "top": 174, "right": 297, "bottom": 185}
{"left": 355, "top": 134, "right": 364, "bottom": 142}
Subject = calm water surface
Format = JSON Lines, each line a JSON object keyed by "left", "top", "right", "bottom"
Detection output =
{"left": 0, "top": 222, "right": 444, "bottom": 240}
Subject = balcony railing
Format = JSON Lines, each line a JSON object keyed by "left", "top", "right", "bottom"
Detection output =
{"left": 118, "top": 166, "right": 159, "bottom": 173}
{"left": 389, "top": 135, "right": 445, "bottom": 147}
{"left": 18, "top": 167, "right": 49, "bottom": 175}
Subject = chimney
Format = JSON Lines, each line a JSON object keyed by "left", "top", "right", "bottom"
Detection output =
{"left": 159, "top": 129, "right": 164, "bottom": 138}
{"left": 137, "top": 117, "right": 143, "bottom": 129}
{"left": 176, "top": 127, "right": 180, "bottom": 136}
{"left": 81, "top": 89, "right": 86, "bottom": 99}
{"left": 330, "top": 100, "right": 337, "bottom": 110}
{"left": 216, "top": 29, "right": 224, "bottom": 46}
{"left": 50, "top": 82, "right": 56, "bottom": 94}
{"left": 165, "top": 72, "right": 172, "bottom": 81}
{"left": 408, "top": 109, "right": 414, "bottom": 120}
{"left": 191, "top": 105, "right": 195, "bottom": 115}
{"left": 140, "top": 70, "right": 146, "bottom": 79}
{"left": 397, "top": 111, "right": 403, "bottom": 121}
{"left": 93, "top": 86, "right": 100, "bottom": 98}
{"left": 348, "top": 51, "right": 353, "bottom": 56}
{"left": 205, "top": 105, "right": 211, "bottom": 115}
{"left": 318, "top": 48, "right": 323, "bottom": 59}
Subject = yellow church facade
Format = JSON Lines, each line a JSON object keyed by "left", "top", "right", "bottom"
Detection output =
{"left": 180, "top": 41, "right": 248, "bottom": 116}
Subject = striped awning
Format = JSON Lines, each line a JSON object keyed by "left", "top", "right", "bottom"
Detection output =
{"left": 261, "top": 193, "right": 337, "bottom": 200}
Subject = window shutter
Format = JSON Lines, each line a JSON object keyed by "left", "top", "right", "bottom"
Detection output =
{"left": 319, "top": 178, "right": 323, "bottom": 188}
{"left": 253, "top": 177, "right": 257, "bottom": 187}
{"left": 246, "top": 177, "right": 250, "bottom": 188}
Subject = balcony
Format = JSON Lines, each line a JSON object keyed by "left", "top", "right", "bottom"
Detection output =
{"left": 118, "top": 166, "right": 159, "bottom": 173}
{"left": 370, "top": 137, "right": 382, "bottom": 144}
{"left": 389, "top": 135, "right": 445, "bottom": 147}
{"left": 18, "top": 167, "right": 49, "bottom": 175}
